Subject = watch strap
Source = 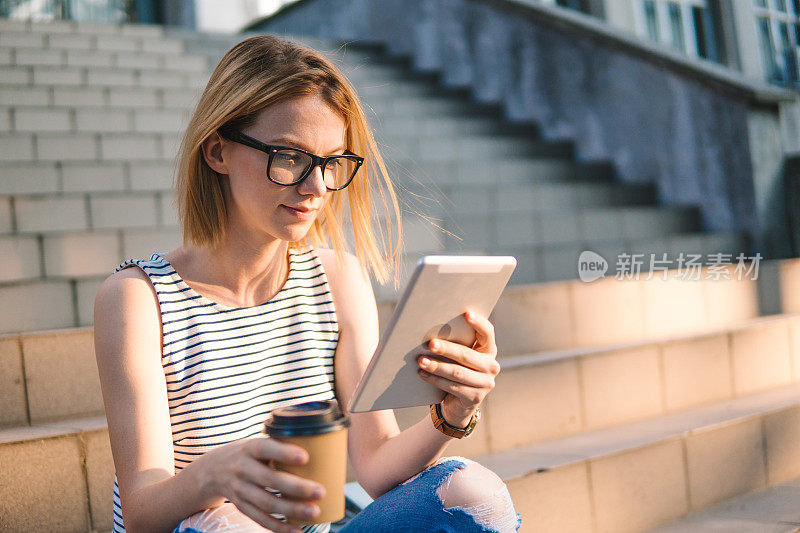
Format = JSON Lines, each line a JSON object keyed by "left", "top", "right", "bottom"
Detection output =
{"left": 430, "top": 403, "right": 480, "bottom": 439}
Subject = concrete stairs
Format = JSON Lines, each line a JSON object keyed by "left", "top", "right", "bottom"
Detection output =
{"left": 0, "top": 17, "right": 784, "bottom": 533}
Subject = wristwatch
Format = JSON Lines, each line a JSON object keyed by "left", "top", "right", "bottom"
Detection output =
{"left": 430, "top": 403, "right": 480, "bottom": 439}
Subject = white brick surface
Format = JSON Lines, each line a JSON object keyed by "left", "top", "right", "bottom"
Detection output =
{"left": 75, "top": 108, "right": 131, "bottom": 133}
{"left": 163, "top": 54, "right": 207, "bottom": 72}
{"left": 62, "top": 163, "right": 125, "bottom": 192}
{"left": 122, "top": 227, "right": 181, "bottom": 260}
{"left": 14, "top": 48, "right": 64, "bottom": 67}
{"left": 36, "top": 134, "right": 97, "bottom": 161}
{"left": 86, "top": 69, "right": 136, "bottom": 87}
{"left": 0, "top": 163, "right": 59, "bottom": 194}
{"left": 0, "top": 280, "right": 75, "bottom": 334}
{"left": 100, "top": 134, "right": 159, "bottom": 160}
{"left": 65, "top": 50, "right": 114, "bottom": 68}
{"left": 32, "top": 67, "right": 85, "bottom": 86}
{"left": 0, "top": 49, "right": 11, "bottom": 66}
{"left": 161, "top": 135, "right": 181, "bottom": 159}
{"left": 141, "top": 38, "right": 183, "bottom": 54}
{"left": 0, "top": 107, "right": 10, "bottom": 132}
{"left": 28, "top": 20, "right": 75, "bottom": 33}
{"left": 43, "top": 231, "right": 120, "bottom": 277}
{"left": 133, "top": 109, "right": 188, "bottom": 133}
{"left": 90, "top": 194, "right": 158, "bottom": 229}
{"left": 15, "top": 108, "right": 72, "bottom": 132}
{"left": 0, "top": 19, "right": 30, "bottom": 32}
{"left": 15, "top": 196, "right": 89, "bottom": 233}
{"left": 53, "top": 87, "right": 105, "bottom": 107}
{"left": 0, "top": 236, "right": 41, "bottom": 282}
{"left": 0, "top": 87, "right": 50, "bottom": 106}
{"left": 0, "top": 135, "right": 34, "bottom": 161}
{"left": 47, "top": 33, "right": 94, "bottom": 51}
{"left": 185, "top": 72, "right": 210, "bottom": 88}
{"left": 95, "top": 35, "right": 140, "bottom": 52}
{"left": 161, "top": 88, "right": 199, "bottom": 108}
{"left": 0, "top": 66, "right": 33, "bottom": 84}
{"left": 138, "top": 71, "right": 185, "bottom": 89}
{"left": 159, "top": 192, "right": 179, "bottom": 226}
{"left": 76, "top": 277, "right": 104, "bottom": 326}
{"left": 0, "top": 32, "right": 45, "bottom": 48}
{"left": 107, "top": 87, "right": 158, "bottom": 108}
{"left": 129, "top": 162, "right": 173, "bottom": 191}
{"left": 75, "top": 21, "right": 119, "bottom": 35}
{"left": 0, "top": 197, "right": 12, "bottom": 233}
{"left": 114, "top": 52, "right": 161, "bottom": 70}
{"left": 120, "top": 24, "right": 164, "bottom": 38}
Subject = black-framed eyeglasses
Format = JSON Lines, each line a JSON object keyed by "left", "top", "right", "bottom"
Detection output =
{"left": 217, "top": 126, "right": 364, "bottom": 191}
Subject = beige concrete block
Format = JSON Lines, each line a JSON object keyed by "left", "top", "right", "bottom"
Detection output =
{"left": 0, "top": 86, "right": 49, "bottom": 106}
{"left": 75, "top": 21, "right": 120, "bottom": 35}
{"left": 120, "top": 24, "right": 164, "bottom": 38}
{"left": 730, "top": 320, "right": 793, "bottom": 395}
{"left": 491, "top": 283, "right": 573, "bottom": 355}
{"left": 139, "top": 70, "right": 186, "bottom": 89}
{"left": 15, "top": 195, "right": 88, "bottom": 232}
{"left": 36, "top": 133, "right": 97, "bottom": 161}
{"left": 76, "top": 278, "right": 105, "bottom": 327}
{"left": 32, "top": 66, "right": 85, "bottom": 86}
{"left": 591, "top": 439, "right": 688, "bottom": 533}
{"left": 0, "top": 337, "right": 27, "bottom": 428}
{"left": 0, "top": 236, "right": 41, "bottom": 282}
{"left": 129, "top": 161, "right": 173, "bottom": 191}
{"left": 0, "top": 134, "right": 34, "bottom": 161}
{"left": 779, "top": 259, "right": 800, "bottom": 313}
{"left": 29, "top": 20, "right": 75, "bottom": 33}
{"left": 641, "top": 274, "right": 708, "bottom": 337}
{"left": 185, "top": 71, "right": 210, "bottom": 89}
{"left": 100, "top": 134, "right": 159, "bottom": 160}
{"left": 122, "top": 227, "right": 181, "bottom": 260}
{"left": 87, "top": 68, "right": 136, "bottom": 87}
{"left": 789, "top": 316, "right": 800, "bottom": 381}
{"left": 159, "top": 191, "right": 179, "bottom": 226}
{"left": 662, "top": 333, "right": 733, "bottom": 412}
{"left": 0, "top": 18, "right": 29, "bottom": 31}
{"left": 43, "top": 231, "right": 120, "bottom": 277}
{"left": 53, "top": 86, "right": 105, "bottom": 107}
{"left": 48, "top": 33, "right": 94, "bottom": 50}
{"left": 571, "top": 276, "right": 645, "bottom": 346}
{"left": 0, "top": 65, "right": 32, "bottom": 84}
{"left": 764, "top": 406, "right": 800, "bottom": 485}
{"left": 487, "top": 360, "right": 582, "bottom": 450}
{"left": 22, "top": 328, "right": 102, "bottom": 423}
{"left": 0, "top": 197, "right": 12, "bottom": 233}
{"left": 91, "top": 194, "right": 158, "bottom": 229}
{"left": 14, "top": 48, "right": 64, "bottom": 67}
{"left": 686, "top": 417, "right": 766, "bottom": 510}
{"left": 0, "top": 281, "right": 75, "bottom": 334}
{"left": 141, "top": 38, "right": 183, "bottom": 54}
{"left": 582, "top": 345, "right": 663, "bottom": 429}
{"left": 0, "top": 31, "right": 45, "bottom": 48}
{"left": 62, "top": 162, "right": 126, "bottom": 192}
{"left": 162, "top": 54, "right": 207, "bottom": 72}
{"left": 107, "top": 87, "right": 159, "bottom": 108}
{"left": 15, "top": 107, "right": 72, "bottom": 132}
{"left": 0, "top": 107, "right": 9, "bottom": 132}
{"left": 0, "top": 436, "right": 89, "bottom": 531}
{"left": 703, "top": 275, "right": 759, "bottom": 327}
{"left": 0, "top": 163, "right": 58, "bottom": 194}
{"left": 161, "top": 134, "right": 182, "bottom": 160}
{"left": 75, "top": 108, "right": 131, "bottom": 133}
{"left": 507, "top": 462, "right": 592, "bottom": 533}
{"left": 133, "top": 108, "right": 189, "bottom": 134}
{"left": 114, "top": 51, "right": 162, "bottom": 70}
{"left": 95, "top": 34, "right": 140, "bottom": 52}
{"left": 0, "top": 48, "right": 11, "bottom": 66}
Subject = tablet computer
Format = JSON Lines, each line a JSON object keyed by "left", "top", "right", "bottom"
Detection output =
{"left": 348, "top": 255, "right": 517, "bottom": 413}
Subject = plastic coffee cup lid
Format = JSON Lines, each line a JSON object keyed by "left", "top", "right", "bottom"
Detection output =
{"left": 265, "top": 400, "right": 350, "bottom": 437}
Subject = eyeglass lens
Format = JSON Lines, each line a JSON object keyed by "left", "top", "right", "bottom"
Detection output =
{"left": 271, "top": 149, "right": 357, "bottom": 189}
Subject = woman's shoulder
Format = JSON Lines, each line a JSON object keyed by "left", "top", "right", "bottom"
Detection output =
{"left": 94, "top": 262, "right": 160, "bottom": 325}
{"left": 314, "top": 247, "right": 375, "bottom": 323}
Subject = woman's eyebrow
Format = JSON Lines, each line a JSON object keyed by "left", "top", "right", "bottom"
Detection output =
{"left": 270, "top": 136, "right": 346, "bottom": 155}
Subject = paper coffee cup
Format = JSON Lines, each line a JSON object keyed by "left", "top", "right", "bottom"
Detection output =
{"left": 264, "top": 400, "right": 350, "bottom": 525}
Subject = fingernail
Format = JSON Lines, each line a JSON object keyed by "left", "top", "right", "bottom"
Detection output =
{"left": 419, "top": 356, "right": 430, "bottom": 367}
{"left": 313, "top": 486, "right": 324, "bottom": 499}
{"left": 305, "top": 505, "right": 319, "bottom": 518}
{"left": 430, "top": 340, "right": 439, "bottom": 350}
{"left": 295, "top": 453, "right": 306, "bottom": 462}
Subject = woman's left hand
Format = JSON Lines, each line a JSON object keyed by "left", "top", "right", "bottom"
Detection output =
{"left": 417, "top": 311, "right": 500, "bottom": 429}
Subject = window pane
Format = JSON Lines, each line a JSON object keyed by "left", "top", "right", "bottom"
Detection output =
{"left": 754, "top": 0, "right": 768, "bottom": 8}
{"left": 669, "top": 2, "right": 686, "bottom": 51}
{"left": 644, "top": 0, "right": 659, "bottom": 41}
{"left": 759, "top": 17, "right": 780, "bottom": 80}
{"left": 776, "top": 0, "right": 788, "bottom": 12}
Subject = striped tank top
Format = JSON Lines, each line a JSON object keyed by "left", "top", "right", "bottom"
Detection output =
{"left": 110, "top": 246, "right": 339, "bottom": 533}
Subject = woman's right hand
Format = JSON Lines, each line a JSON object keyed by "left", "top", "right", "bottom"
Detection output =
{"left": 193, "top": 436, "right": 326, "bottom": 533}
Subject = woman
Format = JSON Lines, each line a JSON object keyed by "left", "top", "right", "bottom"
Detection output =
{"left": 94, "top": 34, "right": 521, "bottom": 533}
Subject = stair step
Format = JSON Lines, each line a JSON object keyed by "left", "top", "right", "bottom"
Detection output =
{"left": 473, "top": 383, "right": 800, "bottom": 532}
{"left": 0, "top": 132, "right": 182, "bottom": 162}
{"left": 0, "top": 161, "right": 173, "bottom": 195}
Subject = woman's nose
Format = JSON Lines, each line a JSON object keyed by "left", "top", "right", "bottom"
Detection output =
{"left": 297, "top": 164, "right": 327, "bottom": 196}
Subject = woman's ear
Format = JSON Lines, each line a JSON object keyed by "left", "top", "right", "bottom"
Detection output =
{"left": 201, "top": 131, "right": 228, "bottom": 175}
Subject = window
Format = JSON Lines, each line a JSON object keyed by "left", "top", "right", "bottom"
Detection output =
{"left": 752, "top": 0, "right": 800, "bottom": 85}
{"left": 634, "top": 0, "right": 710, "bottom": 59}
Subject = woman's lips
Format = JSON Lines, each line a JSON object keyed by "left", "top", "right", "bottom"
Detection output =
{"left": 282, "top": 204, "right": 317, "bottom": 220}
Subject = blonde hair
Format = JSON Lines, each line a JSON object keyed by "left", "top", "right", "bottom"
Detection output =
{"left": 175, "top": 34, "right": 402, "bottom": 284}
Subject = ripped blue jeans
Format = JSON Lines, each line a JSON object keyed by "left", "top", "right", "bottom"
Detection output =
{"left": 174, "top": 457, "right": 522, "bottom": 533}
